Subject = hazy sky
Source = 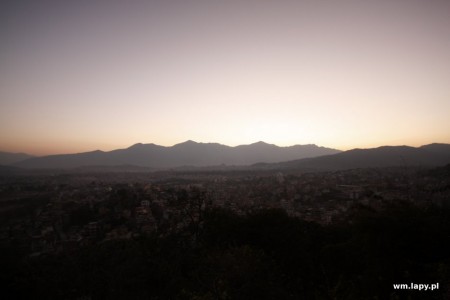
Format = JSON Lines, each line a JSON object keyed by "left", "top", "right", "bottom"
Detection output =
{"left": 1, "top": 0, "right": 450, "bottom": 155}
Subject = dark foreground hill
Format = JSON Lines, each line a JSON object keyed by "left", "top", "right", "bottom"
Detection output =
{"left": 2, "top": 205, "right": 449, "bottom": 299}
{"left": 14, "top": 141, "right": 340, "bottom": 169}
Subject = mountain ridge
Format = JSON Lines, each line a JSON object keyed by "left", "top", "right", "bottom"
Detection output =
{"left": 12, "top": 140, "right": 341, "bottom": 169}
{"left": 6, "top": 142, "right": 450, "bottom": 171}
{"left": 270, "top": 143, "right": 450, "bottom": 171}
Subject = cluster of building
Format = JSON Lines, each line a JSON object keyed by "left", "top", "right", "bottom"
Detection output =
{"left": 0, "top": 166, "right": 448, "bottom": 257}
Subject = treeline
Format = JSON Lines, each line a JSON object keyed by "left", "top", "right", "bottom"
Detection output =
{"left": 2, "top": 202, "right": 450, "bottom": 299}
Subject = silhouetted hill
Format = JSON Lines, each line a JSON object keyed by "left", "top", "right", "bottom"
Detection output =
{"left": 273, "top": 143, "right": 450, "bottom": 171}
{"left": 0, "top": 151, "right": 34, "bottom": 165}
{"left": 419, "top": 143, "right": 450, "bottom": 154}
{"left": 14, "top": 141, "right": 341, "bottom": 169}
{"left": 14, "top": 150, "right": 115, "bottom": 169}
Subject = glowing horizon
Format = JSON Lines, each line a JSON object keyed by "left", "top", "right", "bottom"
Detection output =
{"left": 1, "top": 0, "right": 450, "bottom": 156}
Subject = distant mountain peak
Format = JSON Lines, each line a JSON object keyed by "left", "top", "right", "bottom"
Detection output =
{"left": 173, "top": 140, "right": 198, "bottom": 147}
{"left": 249, "top": 141, "right": 274, "bottom": 147}
{"left": 130, "top": 143, "right": 143, "bottom": 147}
{"left": 183, "top": 140, "right": 197, "bottom": 144}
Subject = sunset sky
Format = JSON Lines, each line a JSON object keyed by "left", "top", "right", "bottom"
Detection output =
{"left": 1, "top": 0, "right": 450, "bottom": 156}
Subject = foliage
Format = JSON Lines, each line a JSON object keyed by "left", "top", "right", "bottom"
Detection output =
{"left": 2, "top": 204, "right": 450, "bottom": 299}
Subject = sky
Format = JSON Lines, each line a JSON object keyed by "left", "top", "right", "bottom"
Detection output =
{"left": 1, "top": 0, "right": 450, "bottom": 155}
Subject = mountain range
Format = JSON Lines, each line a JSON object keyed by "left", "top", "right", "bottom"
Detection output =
{"left": 271, "top": 143, "right": 450, "bottom": 171}
{"left": 2, "top": 142, "right": 450, "bottom": 171}
{"left": 10, "top": 141, "right": 340, "bottom": 169}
